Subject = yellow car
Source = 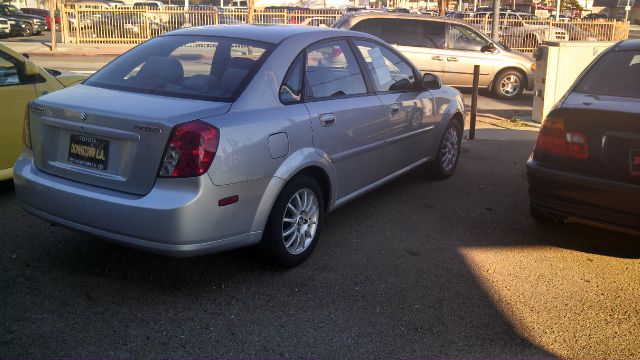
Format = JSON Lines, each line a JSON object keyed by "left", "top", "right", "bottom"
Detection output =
{"left": 0, "top": 44, "right": 87, "bottom": 180}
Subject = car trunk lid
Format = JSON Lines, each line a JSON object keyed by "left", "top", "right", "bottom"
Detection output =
{"left": 537, "top": 92, "right": 640, "bottom": 186}
{"left": 29, "top": 84, "right": 231, "bottom": 195}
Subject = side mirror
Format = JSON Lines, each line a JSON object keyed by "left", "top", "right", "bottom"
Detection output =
{"left": 422, "top": 73, "right": 441, "bottom": 90}
{"left": 480, "top": 43, "right": 496, "bottom": 53}
{"left": 24, "top": 60, "right": 40, "bottom": 76}
{"left": 22, "top": 53, "right": 30, "bottom": 59}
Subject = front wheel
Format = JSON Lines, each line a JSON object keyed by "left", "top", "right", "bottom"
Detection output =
{"left": 258, "top": 175, "right": 324, "bottom": 267}
{"left": 425, "top": 120, "right": 462, "bottom": 180}
{"left": 493, "top": 70, "right": 525, "bottom": 99}
{"left": 22, "top": 23, "right": 33, "bottom": 37}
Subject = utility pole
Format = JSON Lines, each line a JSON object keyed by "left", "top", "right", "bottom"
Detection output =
{"left": 624, "top": 0, "right": 631, "bottom": 22}
{"left": 49, "top": 0, "right": 56, "bottom": 51}
{"left": 555, "top": 0, "right": 560, "bottom": 20}
{"left": 491, "top": 0, "right": 500, "bottom": 41}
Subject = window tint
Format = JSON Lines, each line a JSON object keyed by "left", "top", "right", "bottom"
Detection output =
{"left": 355, "top": 40, "right": 416, "bottom": 92}
{"left": 574, "top": 50, "right": 640, "bottom": 99}
{"left": 305, "top": 40, "right": 367, "bottom": 99}
{"left": 351, "top": 19, "right": 445, "bottom": 49}
{"left": 0, "top": 53, "right": 22, "bottom": 86}
{"left": 448, "top": 25, "right": 489, "bottom": 51}
{"left": 85, "top": 35, "right": 272, "bottom": 102}
{"left": 280, "top": 54, "right": 304, "bottom": 104}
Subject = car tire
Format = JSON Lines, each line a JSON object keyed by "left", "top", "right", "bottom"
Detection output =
{"left": 493, "top": 69, "right": 525, "bottom": 100}
{"left": 530, "top": 203, "right": 554, "bottom": 223}
{"left": 258, "top": 175, "right": 325, "bottom": 267}
{"left": 22, "top": 23, "right": 33, "bottom": 37}
{"left": 425, "top": 119, "right": 462, "bottom": 180}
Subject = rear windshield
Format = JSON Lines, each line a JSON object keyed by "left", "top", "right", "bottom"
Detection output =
{"left": 574, "top": 50, "right": 640, "bottom": 99}
{"left": 84, "top": 35, "right": 273, "bottom": 102}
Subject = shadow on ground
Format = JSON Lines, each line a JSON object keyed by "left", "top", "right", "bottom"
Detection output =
{"left": 1, "top": 127, "right": 637, "bottom": 358}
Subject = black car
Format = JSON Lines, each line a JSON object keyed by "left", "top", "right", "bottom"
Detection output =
{"left": 527, "top": 39, "right": 640, "bottom": 234}
{"left": 0, "top": 4, "right": 46, "bottom": 36}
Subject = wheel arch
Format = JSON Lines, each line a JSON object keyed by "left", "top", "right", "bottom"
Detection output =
{"left": 250, "top": 149, "right": 335, "bottom": 236}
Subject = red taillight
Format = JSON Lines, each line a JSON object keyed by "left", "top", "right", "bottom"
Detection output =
{"left": 534, "top": 117, "right": 589, "bottom": 159}
{"left": 158, "top": 120, "right": 219, "bottom": 178}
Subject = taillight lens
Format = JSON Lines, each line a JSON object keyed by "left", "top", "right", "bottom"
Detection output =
{"left": 534, "top": 116, "right": 589, "bottom": 159}
{"left": 23, "top": 106, "right": 32, "bottom": 149}
{"left": 158, "top": 120, "right": 219, "bottom": 178}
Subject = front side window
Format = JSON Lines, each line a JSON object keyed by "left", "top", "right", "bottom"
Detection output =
{"left": 448, "top": 25, "right": 489, "bottom": 51}
{"left": 355, "top": 40, "right": 416, "bottom": 92}
{"left": 305, "top": 40, "right": 367, "bottom": 99}
{"left": 0, "top": 52, "right": 22, "bottom": 86}
{"left": 84, "top": 35, "right": 272, "bottom": 102}
{"left": 574, "top": 50, "right": 640, "bottom": 99}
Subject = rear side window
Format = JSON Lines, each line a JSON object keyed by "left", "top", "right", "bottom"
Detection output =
{"left": 574, "top": 50, "right": 640, "bottom": 99}
{"left": 280, "top": 54, "right": 304, "bottom": 104}
{"left": 305, "top": 40, "right": 367, "bottom": 99}
{"left": 351, "top": 18, "right": 445, "bottom": 49}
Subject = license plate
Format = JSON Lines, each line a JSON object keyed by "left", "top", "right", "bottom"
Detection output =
{"left": 631, "top": 149, "right": 640, "bottom": 176}
{"left": 68, "top": 134, "right": 109, "bottom": 171}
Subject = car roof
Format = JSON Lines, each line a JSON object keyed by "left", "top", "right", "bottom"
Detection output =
{"left": 167, "top": 25, "right": 350, "bottom": 44}
{"left": 343, "top": 12, "right": 458, "bottom": 23}
{"left": 613, "top": 39, "right": 640, "bottom": 51}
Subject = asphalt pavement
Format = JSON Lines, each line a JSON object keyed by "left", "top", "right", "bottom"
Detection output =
{"left": 1, "top": 125, "right": 639, "bottom": 358}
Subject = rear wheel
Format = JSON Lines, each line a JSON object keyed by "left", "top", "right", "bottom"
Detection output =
{"left": 425, "top": 120, "right": 462, "bottom": 180}
{"left": 493, "top": 69, "right": 525, "bottom": 99}
{"left": 258, "top": 175, "right": 324, "bottom": 267}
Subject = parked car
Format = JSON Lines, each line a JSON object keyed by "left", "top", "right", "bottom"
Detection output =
{"left": 132, "top": 1, "right": 170, "bottom": 24}
{"left": 20, "top": 8, "right": 60, "bottom": 30}
{"left": 0, "top": 4, "right": 46, "bottom": 36}
{"left": 583, "top": 13, "right": 608, "bottom": 20}
{"left": 554, "top": 22, "right": 598, "bottom": 41}
{"left": 527, "top": 39, "right": 640, "bottom": 234}
{"left": 90, "top": 12, "right": 169, "bottom": 38}
{"left": 15, "top": 25, "right": 465, "bottom": 266}
{"left": 0, "top": 17, "right": 9, "bottom": 37}
{"left": 470, "top": 12, "right": 568, "bottom": 48}
{"left": 334, "top": 13, "right": 536, "bottom": 99}
{"left": 384, "top": 7, "right": 411, "bottom": 13}
{"left": 0, "top": 44, "right": 86, "bottom": 181}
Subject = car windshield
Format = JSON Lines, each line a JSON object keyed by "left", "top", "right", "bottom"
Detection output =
{"left": 84, "top": 35, "right": 273, "bottom": 102}
{"left": 574, "top": 50, "right": 640, "bottom": 99}
{"left": 520, "top": 14, "right": 538, "bottom": 21}
{"left": 4, "top": 5, "right": 22, "bottom": 15}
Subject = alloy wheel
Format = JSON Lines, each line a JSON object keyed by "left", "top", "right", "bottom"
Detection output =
{"left": 281, "top": 188, "right": 319, "bottom": 255}
{"left": 441, "top": 126, "right": 460, "bottom": 172}
{"left": 500, "top": 74, "right": 521, "bottom": 97}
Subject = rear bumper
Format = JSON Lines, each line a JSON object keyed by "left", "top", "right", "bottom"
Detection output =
{"left": 14, "top": 153, "right": 275, "bottom": 256}
{"left": 527, "top": 158, "right": 640, "bottom": 234}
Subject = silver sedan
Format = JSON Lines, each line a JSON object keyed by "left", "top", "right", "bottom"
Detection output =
{"left": 15, "top": 25, "right": 465, "bottom": 267}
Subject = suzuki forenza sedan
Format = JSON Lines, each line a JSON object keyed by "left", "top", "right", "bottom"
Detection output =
{"left": 15, "top": 25, "right": 465, "bottom": 267}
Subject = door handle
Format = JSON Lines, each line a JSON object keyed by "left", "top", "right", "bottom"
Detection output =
{"left": 389, "top": 103, "right": 400, "bottom": 114}
{"left": 319, "top": 113, "right": 336, "bottom": 127}
{"left": 431, "top": 55, "right": 444, "bottom": 61}
{"left": 447, "top": 57, "right": 458, "bottom": 62}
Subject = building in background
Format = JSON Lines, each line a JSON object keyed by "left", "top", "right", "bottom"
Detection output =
{"left": 593, "top": 0, "right": 638, "bottom": 22}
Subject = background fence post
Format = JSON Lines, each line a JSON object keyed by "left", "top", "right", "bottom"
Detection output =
{"left": 247, "top": 0, "right": 254, "bottom": 24}
{"left": 469, "top": 65, "right": 480, "bottom": 141}
{"left": 74, "top": 7, "right": 80, "bottom": 44}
